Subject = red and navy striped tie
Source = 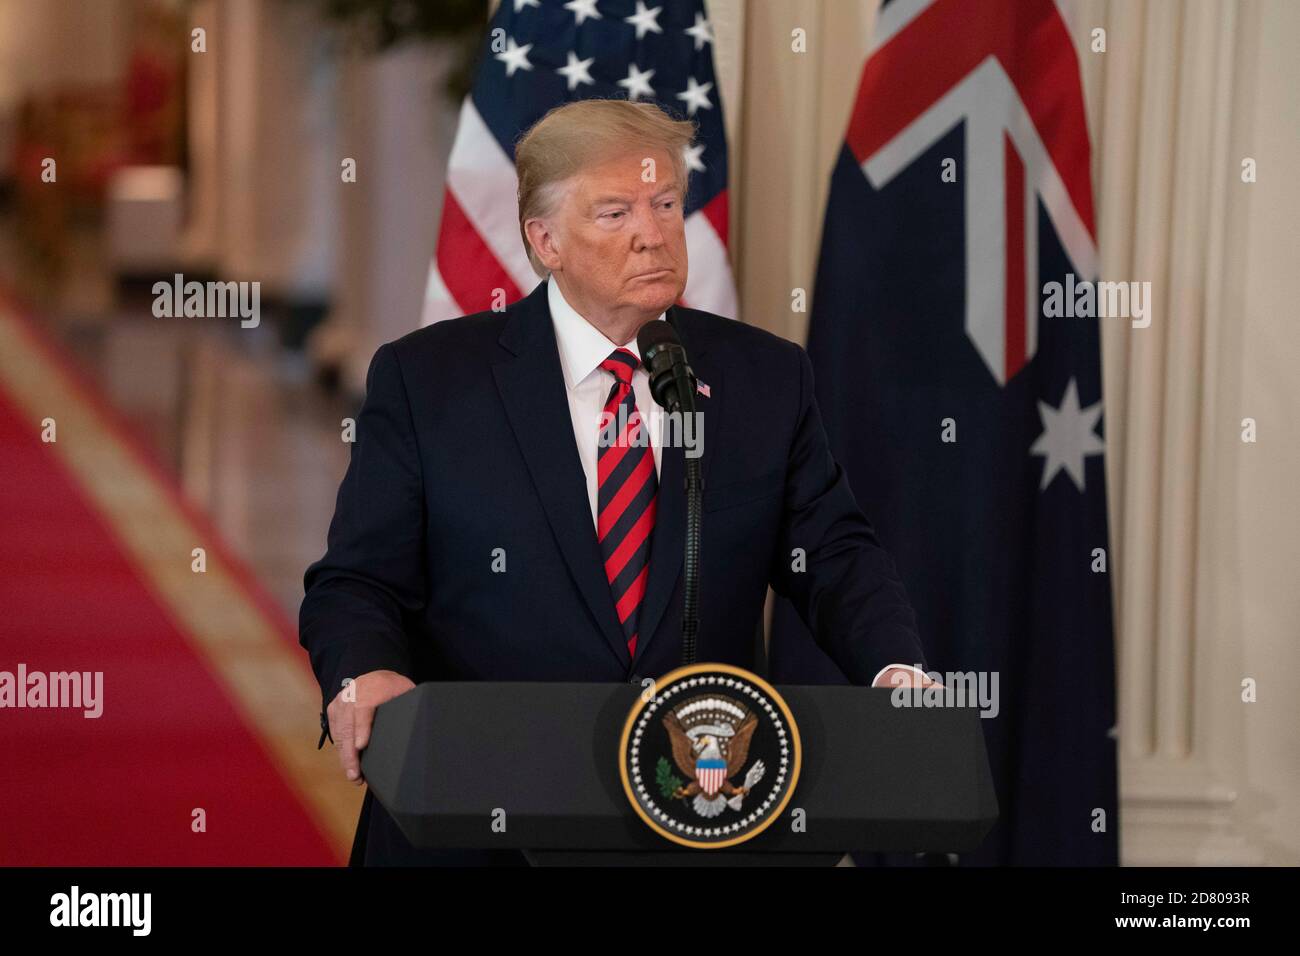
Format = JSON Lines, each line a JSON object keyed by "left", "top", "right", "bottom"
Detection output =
{"left": 597, "top": 348, "right": 657, "bottom": 659}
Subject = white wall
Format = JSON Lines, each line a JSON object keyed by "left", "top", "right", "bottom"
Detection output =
{"left": 1232, "top": 0, "right": 1300, "bottom": 864}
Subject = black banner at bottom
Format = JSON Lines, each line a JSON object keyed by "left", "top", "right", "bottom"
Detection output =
{"left": 0, "top": 865, "right": 1280, "bottom": 940}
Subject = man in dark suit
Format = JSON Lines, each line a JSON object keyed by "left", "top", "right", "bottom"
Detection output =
{"left": 300, "top": 99, "right": 930, "bottom": 865}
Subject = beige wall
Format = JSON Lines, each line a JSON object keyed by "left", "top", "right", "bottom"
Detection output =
{"left": 1231, "top": 0, "right": 1300, "bottom": 865}
{"left": 728, "top": 0, "right": 876, "bottom": 338}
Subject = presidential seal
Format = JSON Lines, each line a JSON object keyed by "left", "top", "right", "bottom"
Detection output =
{"left": 619, "top": 663, "right": 801, "bottom": 849}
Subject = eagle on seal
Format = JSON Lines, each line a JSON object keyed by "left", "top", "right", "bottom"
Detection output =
{"left": 663, "top": 695, "right": 767, "bottom": 818}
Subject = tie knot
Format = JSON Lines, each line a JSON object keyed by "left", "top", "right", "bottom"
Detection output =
{"left": 600, "top": 348, "right": 639, "bottom": 386}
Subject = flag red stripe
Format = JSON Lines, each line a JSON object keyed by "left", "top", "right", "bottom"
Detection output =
{"left": 434, "top": 189, "right": 524, "bottom": 312}
{"left": 700, "top": 190, "right": 729, "bottom": 248}
{"left": 1004, "top": 135, "right": 1026, "bottom": 380}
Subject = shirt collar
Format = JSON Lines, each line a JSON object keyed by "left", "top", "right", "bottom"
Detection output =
{"left": 547, "top": 277, "right": 665, "bottom": 391}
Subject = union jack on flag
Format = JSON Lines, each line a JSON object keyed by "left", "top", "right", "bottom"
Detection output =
{"left": 421, "top": 0, "right": 737, "bottom": 326}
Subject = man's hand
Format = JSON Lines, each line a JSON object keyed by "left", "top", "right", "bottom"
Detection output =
{"left": 872, "top": 666, "right": 942, "bottom": 689}
{"left": 327, "top": 670, "right": 416, "bottom": 785}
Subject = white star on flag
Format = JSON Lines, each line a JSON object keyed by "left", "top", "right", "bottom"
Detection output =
{"left": 556, "top": 51, "right": 596, "bottom": 90}
{"left": 683, "top": 142, "right": 706, "bottom": 173}
{"left": 1030, "top": 377, "right": 1104, "bottom": 492}
{"left": 563, "top": 0, "right": 602, "bottom": 25}
{"left": 495, "top": 37, "right": 533, "bottom": 77}
{"left": 513, "top": 0, "right": 540, "bottom": 12}
{"left": 625, "top": 1, "right": 664, "bottom": 40}
{"left": 685, "top": 13, "right": 714, "bottom": 51}
{"left": 676, "top": 76, "right": 713, "bottom": 115}
{"left": 618, "top": 63, "right": 656, "bottom": 101}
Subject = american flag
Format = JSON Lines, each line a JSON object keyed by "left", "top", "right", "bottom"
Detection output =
{"left": 421, "top": 0, "right": 737, "bottom": 326}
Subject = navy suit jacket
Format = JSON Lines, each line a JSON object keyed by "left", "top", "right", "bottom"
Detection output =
{"left": 300, "top": 279, "right": 924, "bottom": 864}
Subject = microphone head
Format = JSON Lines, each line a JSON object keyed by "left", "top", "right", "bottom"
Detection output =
{"left": 637, "top": 319, "right": 694, "bottom": 411}
{"left": 636, "top": 320, "right": 682, "bottom": 368}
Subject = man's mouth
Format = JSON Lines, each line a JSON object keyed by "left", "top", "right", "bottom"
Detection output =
{"left": 632, "top": 268, "right": 672, "bottom": 280}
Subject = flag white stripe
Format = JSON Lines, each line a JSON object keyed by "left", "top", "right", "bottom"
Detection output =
{"left": 683, "top": 211, "right": 738, "bottom": 318}
{"left": 445, "top": 99, "right": 538, "bottom": 293}
{"left": 420, "top": 263, "right": 463, "bottom": 327}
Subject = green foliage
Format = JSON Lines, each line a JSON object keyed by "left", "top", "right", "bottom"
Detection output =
{"left": 656, "top": 757, "right": 684, "bottom": 800}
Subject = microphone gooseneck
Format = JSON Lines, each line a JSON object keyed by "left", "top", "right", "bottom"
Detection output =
{"left": 637, "top": 320, "right": 701, "bottom": 668}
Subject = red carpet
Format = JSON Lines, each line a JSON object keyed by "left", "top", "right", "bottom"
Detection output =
{"left": 0, "top": 321, "right": 343, "bottom": 864}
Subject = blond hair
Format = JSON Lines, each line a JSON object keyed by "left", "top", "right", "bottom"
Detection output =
{"left": 515, "top": 99, "right": 696, "bottom": 277}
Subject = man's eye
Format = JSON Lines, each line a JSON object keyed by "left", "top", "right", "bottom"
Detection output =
{"left": 603, "top": 211, "right": 624, "bottom": 220}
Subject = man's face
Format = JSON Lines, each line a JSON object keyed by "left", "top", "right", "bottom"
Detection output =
{"left": 542, "top": 147, "right": 688, "bottom": 319}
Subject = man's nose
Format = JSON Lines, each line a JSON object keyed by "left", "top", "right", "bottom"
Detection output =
{"left": 631, "top": 204, "right": 666, "bottom": 251}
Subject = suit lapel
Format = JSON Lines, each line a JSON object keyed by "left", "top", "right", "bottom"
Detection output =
{"left": 632, "top": 306, "right": 722, "bottom": 669}
{"left": 492, "top": 282, "right": 630, "bottom": 667}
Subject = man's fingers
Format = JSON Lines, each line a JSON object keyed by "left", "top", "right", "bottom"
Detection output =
{"left": 331, "top": 701, "right": 362, "bottom": 783}
{"left": 352, "top": 704, "right": 377, "bottom": 752}
{"left": 326, "top": 671, "right": 412, "bottom": 784}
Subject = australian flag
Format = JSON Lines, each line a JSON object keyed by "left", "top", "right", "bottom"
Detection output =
{"left": 770, "top": 0, "right": 1119, "bottom": 865}
{"left": 422, "top": 0, "right": 736, "bottom": 326}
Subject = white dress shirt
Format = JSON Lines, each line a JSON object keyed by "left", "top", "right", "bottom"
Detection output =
{"left": 548, "top": 277, "right": 664, "bottom": 527}
{"left": 546, "top": 277, "right": 922, "bottom": 689}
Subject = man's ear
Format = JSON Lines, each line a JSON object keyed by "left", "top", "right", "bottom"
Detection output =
{"left": 524, "top": 218, "right": 563, "bottom": 273}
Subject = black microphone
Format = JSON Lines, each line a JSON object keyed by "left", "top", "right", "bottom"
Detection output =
{"left": 637, "top": 321, "right": 696, "bottom": 414}
{"left": 637, "top": 318, "right": 702, "bottom": 667}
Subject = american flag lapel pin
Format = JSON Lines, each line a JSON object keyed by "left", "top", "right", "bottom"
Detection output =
{"left": 696, "top": 379, "right": 711, "bottom": 398}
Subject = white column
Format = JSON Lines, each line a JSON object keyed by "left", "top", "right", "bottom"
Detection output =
{"left": 331, "top": 41, "right": 459, "bottom": 393}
